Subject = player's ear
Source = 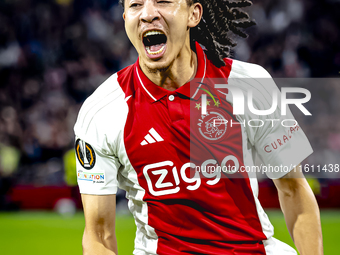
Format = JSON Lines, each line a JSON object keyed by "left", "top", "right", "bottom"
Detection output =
{"left": 188, "top": 3, "right": 203, "bottom": 28}
{"left": 123, "top": 12, "right": 126, "bottom": 20}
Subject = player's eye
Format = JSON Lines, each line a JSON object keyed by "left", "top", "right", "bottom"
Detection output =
{"left": 158, "top": 1, "right": 171, "bottom": 4}
{"left": 129, "top": 2, "right": 142, "bottom": 8}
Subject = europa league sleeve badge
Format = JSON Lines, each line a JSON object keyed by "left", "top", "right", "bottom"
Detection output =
{"left": 75, "top": 139, "right": 96, "bottom": 170}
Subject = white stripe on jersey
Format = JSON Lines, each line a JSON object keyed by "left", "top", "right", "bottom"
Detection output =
{"left": 229, "top": 59, "right": 304, "bottom": 253}
{"left": 75, "top": 72, "right": 159, "bottom": 254}
{"left": 118, "top": 124, "right": 159, "bottom": 255}
{"left": 136, "top": 67, "right": 157, "bottom": 101}
{"left": 191, "top": 53, "right": 207, "bottom": 99}
{"left": 236, "top": 111, "right": 274, "bottom": 240}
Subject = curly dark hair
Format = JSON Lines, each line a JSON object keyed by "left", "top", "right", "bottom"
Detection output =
{"left": 119, "top": 0, "right": 255, "bottom": 67}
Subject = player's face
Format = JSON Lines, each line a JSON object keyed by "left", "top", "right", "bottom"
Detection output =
{"left": 123, "top": 0, "right": 198, "bottom": 71}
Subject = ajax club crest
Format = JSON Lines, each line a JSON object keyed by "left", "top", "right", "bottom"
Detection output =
{"left": 198, "top": 111, "right": 227, "bottom": 141}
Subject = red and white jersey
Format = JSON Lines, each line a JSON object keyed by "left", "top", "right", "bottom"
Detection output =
{"left": 74, "top": 42, "right": 312, "bottom": 255}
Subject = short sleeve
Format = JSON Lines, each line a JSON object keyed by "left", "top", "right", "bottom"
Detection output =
{"left": 253, "top": 113, "right": 313, "bottom": 179}
{"left": 239, "top": 65, "right": 313, "bottom": 179}
{"left": 73, "top": 74, "right": 123, "bottom": 195}
{"left": 75, "top": 136, "right": 120, "bottom": 195}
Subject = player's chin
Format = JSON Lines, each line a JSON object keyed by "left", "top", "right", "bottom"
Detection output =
{"left": 144, "top": 57, "right": 172, "bottom": 73}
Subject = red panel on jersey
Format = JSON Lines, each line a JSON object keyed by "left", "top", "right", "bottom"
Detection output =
{"left": 118, "top": 43, "right": 267, "bottom": 254}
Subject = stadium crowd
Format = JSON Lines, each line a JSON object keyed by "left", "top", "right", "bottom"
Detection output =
{"left": 0, "top": 0, "right": 339, "bottom": 208}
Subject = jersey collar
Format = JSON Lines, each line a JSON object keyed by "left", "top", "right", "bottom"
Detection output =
{"left": 135, "top": 42, "right": 207, "bottom": 103}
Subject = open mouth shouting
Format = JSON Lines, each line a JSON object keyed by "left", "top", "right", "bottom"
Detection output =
{"left": 142, "top": 30, "right": 168, "bottom": 59}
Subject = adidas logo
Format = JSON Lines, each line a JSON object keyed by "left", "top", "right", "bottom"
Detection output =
{"left": 141, "top": 128, "right": 164, "bottom": 146}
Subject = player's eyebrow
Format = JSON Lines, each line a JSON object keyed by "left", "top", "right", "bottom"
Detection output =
{"left": 126, "top": 0, "right": 143, "bottom": 4}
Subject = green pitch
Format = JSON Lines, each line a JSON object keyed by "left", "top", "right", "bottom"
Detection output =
{"left": 0, "top": 210, "right": 338, "bottom": 254}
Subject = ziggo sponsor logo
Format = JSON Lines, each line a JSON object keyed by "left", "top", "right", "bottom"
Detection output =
{"left": 143, "top": 156, "right": 240, "bottom": 196}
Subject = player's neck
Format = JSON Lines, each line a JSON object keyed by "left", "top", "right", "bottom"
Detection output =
{"left": 140, "top": 42, "right": 197, "bottom": 91}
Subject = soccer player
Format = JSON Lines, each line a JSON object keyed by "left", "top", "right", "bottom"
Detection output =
{"left": 74, "top": 0, "right": 323, "bottom": 254}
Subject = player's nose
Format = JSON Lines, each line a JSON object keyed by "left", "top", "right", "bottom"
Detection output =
{"left": 140, "top": 0, "right": 160, "bottom": 23}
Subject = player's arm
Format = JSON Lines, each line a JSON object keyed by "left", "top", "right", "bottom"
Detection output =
{"left": 82, "top": 194, "right": 118, "bottom": 255}
{"left": 273, "top": 165, "right": 323, "bottom": 255}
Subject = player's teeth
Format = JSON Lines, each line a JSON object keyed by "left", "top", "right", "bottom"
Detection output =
{"left": 146, "top": 45, "right": 165, "bottom": 55}
{"left": 144, "top": 30, "right": 164, "bottom": 37}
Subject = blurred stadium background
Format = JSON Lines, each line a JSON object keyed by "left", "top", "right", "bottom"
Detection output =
{"left": 0, "top": 0, "right": 339, "bottom": 254}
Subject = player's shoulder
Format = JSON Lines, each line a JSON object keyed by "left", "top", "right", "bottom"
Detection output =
{"left": 225, "top": 58, "right": 278, "bottom": 95}
{"left": 227, "top": 58, "right": 272, "bottom": 79}
{"left": 221, "top": 58, "right": 280, "bottom": 114}
{"left": 74, "top": 71, "right": 129, "bottom": 143}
